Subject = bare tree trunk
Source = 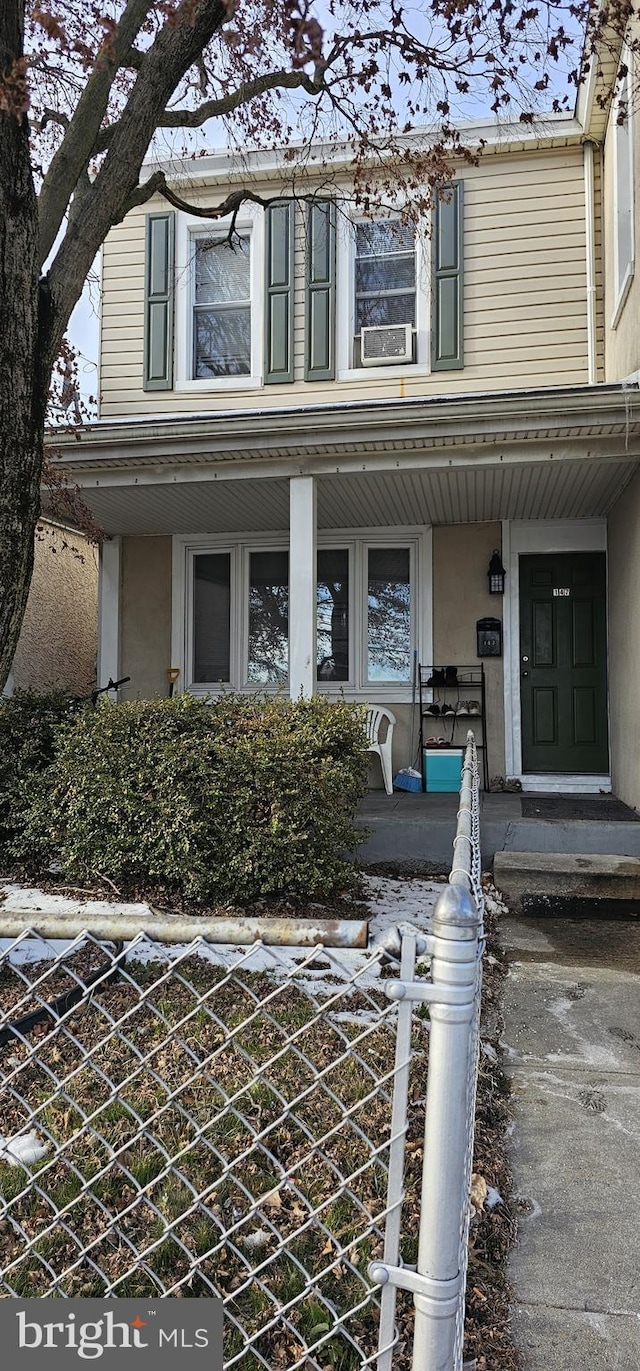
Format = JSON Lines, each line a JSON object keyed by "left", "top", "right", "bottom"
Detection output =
{"left": 0, "top": 0, "right": 47, "bottom": 690}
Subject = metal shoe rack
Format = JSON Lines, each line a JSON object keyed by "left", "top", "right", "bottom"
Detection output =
{"left": 418, "top": 664, "right": 489, "bottom": 790}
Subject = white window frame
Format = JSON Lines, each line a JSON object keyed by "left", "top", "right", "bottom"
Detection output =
{"left": 172, "top": 526, "right": 431, "bottom": 703}
{"left": 186, "top": 545, "right": 239, "bottom": 688}
{"left": 611, "top": 45, "right": 635, "bottom": 328}
{"left": 336, "top": 210, "right": 430, "bottom": 381}
{"left": 174, "top": 205, "right": 264, "bottom": 391}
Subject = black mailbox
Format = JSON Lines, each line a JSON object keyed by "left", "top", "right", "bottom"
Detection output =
{"left": 477, "top": 617, "right": 502, "bottom": 657}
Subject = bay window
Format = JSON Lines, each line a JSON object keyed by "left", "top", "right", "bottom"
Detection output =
{"left": 193, "top": 552, "right": 231, "bottom": 683}
{"left": 367, "top": 547, "right": 411, "bottom": 681}
{"left": 183, "top": 534, "right": 420, "bottom": 694}
{"left": 248, "top": 550, "right": 289, "bottom": 685}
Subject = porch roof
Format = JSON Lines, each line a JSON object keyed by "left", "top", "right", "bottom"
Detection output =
{"left": 49, "top": 381, "right": 640, "bottom": 536}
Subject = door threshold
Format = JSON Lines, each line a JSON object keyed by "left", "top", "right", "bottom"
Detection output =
{"left": 519, "top": 774, "right": 611, "bottom": 795}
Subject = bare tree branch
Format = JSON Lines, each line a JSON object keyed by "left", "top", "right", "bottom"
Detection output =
{"left": 96, "top": 65, "right": 325, "bottom": 152}
{"left": 122, "top": 170, "right": 273, "bottom": 219}
{"left": 38, "top": 0, "right": 153, "bottom": 269}
{"left": 121, "top": 169, "right": 340, "bottom": 228}
{"left": 44, "top": 0, "right": 230, "bottom": 368}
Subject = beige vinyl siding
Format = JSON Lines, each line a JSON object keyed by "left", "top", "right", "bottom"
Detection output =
{"left": 593, "top": 148, "right": 605, "bottom": 381}
{"left": 99, "top": 145, "right": 590, "bottom": 416}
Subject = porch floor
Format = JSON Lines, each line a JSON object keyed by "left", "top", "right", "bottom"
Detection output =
{"left": 356, "top": 791, "right": 640, "bottom": 869}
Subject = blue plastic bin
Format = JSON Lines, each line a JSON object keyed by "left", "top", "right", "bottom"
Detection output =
{"left": 423, "top": 748, "right": 464, "bottom": 793}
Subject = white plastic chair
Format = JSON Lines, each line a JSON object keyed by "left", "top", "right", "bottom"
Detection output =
{"left": 365, "top": 706, "right": 397, "bottom": 795}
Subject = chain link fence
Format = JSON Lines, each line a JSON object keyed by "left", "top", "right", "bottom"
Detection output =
{"left": 0, "top": 733, "right": 484, "bottom": 1371}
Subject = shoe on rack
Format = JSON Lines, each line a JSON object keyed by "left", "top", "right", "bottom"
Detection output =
{"left": 444, "top": 666, "right": 458, "bottom": 687}
{"left": 441, "top": 703, "right": 456, "bottom": 716}
{"left": 456, "top": 700, "right": 469, "bottom": 714}
{"left": 466, "top": 700, "right": 481, "bottom": 715}
{"left": 426, "top": 703, "right": 441, "bottom": 716}
{"left": 426, "top": 668, "right": 445, "bottom": 687}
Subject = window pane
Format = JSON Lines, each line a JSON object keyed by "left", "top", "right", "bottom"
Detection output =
{"left": 194, "top": 306, "right": 251, "bottom": 377}
{"left": 356, "top": 294, "right": 416, "bottom": 331}
{"left": 356, "top": 221, "right": 414, "bottom": 256}
{"left": 355, "top": 255, "right": 415, "bottom": 295}
{"left": 193, "top": 554, "right": 231, "bottom": 682}
{"left": 194, "top": 237, "right": 250, "bottom": 304}
{"left": 317, "top": 550, "right": 349, "bottom": 681}
{"left": 248, "top": 551, "right": 289, "bottom": 684}
{"left": 367, "top": 548, "right": 411, "bottom": 681}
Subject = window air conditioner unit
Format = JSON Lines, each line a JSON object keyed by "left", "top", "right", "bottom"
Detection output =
{"left": 361, "top": 322, "right": 413, "bottom": 366}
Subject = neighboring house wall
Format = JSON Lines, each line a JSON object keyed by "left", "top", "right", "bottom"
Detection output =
{"left": 100, "top": 144, "right": 591, "bottom": 417}
{"left": 607, "top": 468, "right": 640, "bottom": 811}
{"left": 12, "top": 523, "right": 98, "bottom": 693}
{"left": 603, "top": 49, "right": 640, "bottom": 380}
{"left": 120, "top": 536, "right": 172, "bottom": 700}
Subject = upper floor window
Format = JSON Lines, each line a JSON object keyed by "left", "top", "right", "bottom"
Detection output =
{"left": 612, "top": 50, "right": 635, "bottom": 324}
{"left": 353, "top": 220, "right": 416, "bottom": 367}
{"left": 193, "top": 235, "right": 251, "bottom": 378}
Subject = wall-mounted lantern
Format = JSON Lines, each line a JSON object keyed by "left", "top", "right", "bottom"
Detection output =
{"left": 488, "top": 549, "right": 506, "bottom": 595}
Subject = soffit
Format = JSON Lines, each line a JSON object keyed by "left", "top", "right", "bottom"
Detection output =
{"left": 80, "top": 458, "right": 637, "bottom": 537}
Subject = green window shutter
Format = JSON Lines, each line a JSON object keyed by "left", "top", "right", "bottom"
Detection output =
{"left": 143, "top": 211, "right": 174, "bottom": 391}
{"left": 264, "top": 201, "right": 295, "bottom": 383}
{"left": 305, "top": 200, "right": 336, "bottom": 381}
{"left": 432, "top": 182, "right": 463, "bottom": 371}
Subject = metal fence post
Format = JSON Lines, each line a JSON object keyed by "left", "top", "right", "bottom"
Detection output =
{"left": 411, "top": 883, "right": 481, "bottom": 1371}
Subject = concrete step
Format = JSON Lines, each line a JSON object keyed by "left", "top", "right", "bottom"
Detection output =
{"left": 494, "top": 851, "right": 640, "bottom": 914}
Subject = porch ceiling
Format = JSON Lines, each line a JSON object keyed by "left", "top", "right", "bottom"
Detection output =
{"left": 75, "top": 457, "right": 638, "bottom": 537}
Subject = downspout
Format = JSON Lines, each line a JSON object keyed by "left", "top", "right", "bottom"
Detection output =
{"left": 584, "top": 139, "right": 598, "bottom": 384}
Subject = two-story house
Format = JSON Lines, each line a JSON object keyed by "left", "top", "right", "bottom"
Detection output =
{"left": 54, "top": 33, "right": 640, "bottom": 807}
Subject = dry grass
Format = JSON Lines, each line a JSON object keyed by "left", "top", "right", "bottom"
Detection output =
{"left": 0, "top": 945, "right": 419, "bottom": 1369}
{"left": 0, "top": 902, "right": 518, "bottom": 1370}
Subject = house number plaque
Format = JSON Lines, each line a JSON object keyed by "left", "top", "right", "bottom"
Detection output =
{"left": 553, "top": 588, "right": 571, "bottom": 597}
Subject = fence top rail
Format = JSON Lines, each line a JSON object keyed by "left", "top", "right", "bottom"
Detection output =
{"left": 0, "top": 911, "right": 369, "bottom": 950}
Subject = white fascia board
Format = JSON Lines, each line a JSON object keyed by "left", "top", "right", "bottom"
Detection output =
{"left": 49, "top": 383, "right": 640, "bottom": 472}
{"left": 140, "top": 114, "right": 584, "bottom": 190}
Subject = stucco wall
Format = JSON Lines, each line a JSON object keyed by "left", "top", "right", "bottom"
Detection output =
{"left": 120, "top": 536, "right": 172, "bottom": 700}
{"left": 12, "top": 523, "right": 98, "bottom": 693}
{"left": 607, "top": 470, "right": 640, "bottom": 810}
{"left": 432, "top": 522, "right": 506, "bottom": 781}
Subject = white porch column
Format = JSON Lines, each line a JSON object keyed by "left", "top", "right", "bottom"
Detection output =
{"left": 97, "top": 536, "right": 121, "bottom": 688}
{"left": 289, "top": 476, "right": 316, "bottom": 699}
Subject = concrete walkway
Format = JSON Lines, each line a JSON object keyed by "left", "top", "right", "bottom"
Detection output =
{"left": 501, "top": 913, "right": 640, "bottom": 1369}
{"left": 357, "top": 791, "right": 640, "bottom": 869}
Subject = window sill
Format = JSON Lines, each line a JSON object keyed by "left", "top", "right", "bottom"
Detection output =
{"left": 175, "top": 375, "right": 264, "bottom": 393}
{"left": 338, "top": 364, "right": 430, "bottom": 383}
{"left": 184, "top": 684, "right": 413, "bottom": 704}
{"left": 335, "top": 364, "right": 430, "bottom": 386}
{"left": 317, "top": 685, "right": 413, "bottom": 703}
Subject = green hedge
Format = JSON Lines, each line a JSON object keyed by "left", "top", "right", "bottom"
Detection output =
{"left": 0, "top": 689, "right": 78, "bottom": 857}
{"left": 18, "top": 693, "right": 369, "bottom": 902}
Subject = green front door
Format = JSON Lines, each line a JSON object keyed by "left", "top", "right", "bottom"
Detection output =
{"left": 520, "top": 552, "right": 609, "bottom": 774}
